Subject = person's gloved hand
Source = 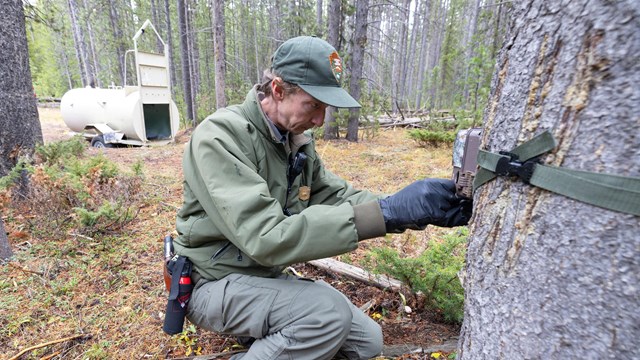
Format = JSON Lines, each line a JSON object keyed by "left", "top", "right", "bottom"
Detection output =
{"left": 378, "top": 178, "right": 472, "bottom": 233}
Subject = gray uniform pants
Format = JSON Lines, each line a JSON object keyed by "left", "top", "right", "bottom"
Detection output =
{"left": 187, "top": 273, "right": 383, "bottom": 360}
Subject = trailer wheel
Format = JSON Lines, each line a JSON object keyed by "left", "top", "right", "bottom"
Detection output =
{"left": 91, "top": 135, "right": 114, "bottom": 148}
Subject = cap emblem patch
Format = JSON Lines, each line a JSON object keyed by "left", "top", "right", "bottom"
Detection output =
{"left": 329, "top": 51, "right": 343, "bottom": 83}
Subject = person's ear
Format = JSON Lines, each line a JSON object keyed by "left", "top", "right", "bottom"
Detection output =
{"left": 272, "top": 77, "right": 285, "bottom": 100}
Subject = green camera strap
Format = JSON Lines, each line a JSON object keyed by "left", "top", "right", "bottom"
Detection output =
{"left": 473, "top": 131, "right": 640, "bottom": 216}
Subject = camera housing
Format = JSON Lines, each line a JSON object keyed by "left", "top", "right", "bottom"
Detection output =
{"left": 452, "top": 128, "right": 482, "bottom": 199}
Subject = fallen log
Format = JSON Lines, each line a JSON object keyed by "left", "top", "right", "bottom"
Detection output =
{"left": 307, "top": 258, "right": 404, "bottom": 291}
{"left": 381, "top": 337, "right": 459, "bottom": 357}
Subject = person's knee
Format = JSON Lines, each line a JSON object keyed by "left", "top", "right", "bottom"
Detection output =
{"left": 296, "top": 284, "right": 354, "bottom": 339}
{"left": 360, "top": 321, "right": 383, "bottom": 359}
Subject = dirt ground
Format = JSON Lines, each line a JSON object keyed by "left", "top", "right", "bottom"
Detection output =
{"left": 4, "top": 107, "right": 461, "bottom": 359}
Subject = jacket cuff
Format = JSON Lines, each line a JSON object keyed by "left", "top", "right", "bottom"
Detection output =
{"left": 352, "top": 201, "right": 386, "bottom": 241}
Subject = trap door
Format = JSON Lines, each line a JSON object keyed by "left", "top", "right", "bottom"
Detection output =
{"left": 133, "top": 20, "right": 176, "bottom": 142}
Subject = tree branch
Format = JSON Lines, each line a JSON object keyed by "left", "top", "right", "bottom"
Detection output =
{"left": 8, "top": 334, "right": 89, "bottom": 360}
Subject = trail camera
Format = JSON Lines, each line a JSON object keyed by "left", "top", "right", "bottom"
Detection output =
{"left": 452, "top": 128, "right": 482, "bottom": 199}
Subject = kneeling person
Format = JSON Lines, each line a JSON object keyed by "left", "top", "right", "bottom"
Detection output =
{"left": 174, "top": 36, "right": 470, "bottom": 360}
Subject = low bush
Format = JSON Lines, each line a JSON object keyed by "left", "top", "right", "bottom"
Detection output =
{"left": 407, "top": 129, "right": 457, "bottom": 147}
{"left": 364, "top": 228, "right": 468, "bottom": 324}
{"left": 0, "top": 137, "right": 143, "bottom": 237}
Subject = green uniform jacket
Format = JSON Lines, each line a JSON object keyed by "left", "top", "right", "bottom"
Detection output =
{"left": 175, "top": 87, "right": 386, "bottom": 280}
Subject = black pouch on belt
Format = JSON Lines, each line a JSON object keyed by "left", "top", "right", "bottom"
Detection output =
{"left": 163, "top": 255, "right": 193, "bottom": 335}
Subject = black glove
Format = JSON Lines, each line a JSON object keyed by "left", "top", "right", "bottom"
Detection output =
{"left": 378, "top": 178, "right": 472, "bottom": 233}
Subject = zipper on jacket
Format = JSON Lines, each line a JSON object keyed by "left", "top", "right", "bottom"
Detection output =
{"left": 237, "top": 249, "right": 243, "bottom": 262}
{"left": 283, "top": 151, "right": 307, "bottom": 216}
{"left": 211, "top": 241, "right": 231, "bottom": 261}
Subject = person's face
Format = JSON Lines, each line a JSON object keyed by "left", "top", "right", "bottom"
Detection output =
{"left": 271, "top": 85, "right": 328, "bottom": 134}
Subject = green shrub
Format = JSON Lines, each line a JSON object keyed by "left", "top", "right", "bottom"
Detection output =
{"left": 0, "top": 159, "right": 30, "bottom": 190}
{"left": 408, "top": 129, "right": 457, "bottom": 147}
{"left": 1, "top": 137, "right": 142, "bottom": 237}
{"left": 35, "top": 135, "right": 86, "bottom": 164}
{"left": 131, "top": 160, "right": 145, "bottom": 177}
{"left": 364, "top": 228, "right": 468, "bottom": 323}
{"left": 74, "top": 200, "right": 138, "bottom": 234}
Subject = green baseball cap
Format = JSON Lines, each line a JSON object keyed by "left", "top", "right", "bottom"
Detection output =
{"left": 271, "top": 36, "right": 361, "bottom": 108}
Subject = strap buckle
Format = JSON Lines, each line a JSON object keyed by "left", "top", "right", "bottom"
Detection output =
{"left": 495, "top": 151, "right": 537, "bottom": 184}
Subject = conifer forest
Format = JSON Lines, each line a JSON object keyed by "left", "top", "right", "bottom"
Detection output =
{"left": 26, "top": 0, "right": 510, "bottom": 128}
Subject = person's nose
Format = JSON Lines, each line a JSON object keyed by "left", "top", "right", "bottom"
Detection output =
{"left": 312, "top": 116, "right": 324, "bottom": 127}
{"left": 312, "top": 106, "right": 328, "bottom": 127}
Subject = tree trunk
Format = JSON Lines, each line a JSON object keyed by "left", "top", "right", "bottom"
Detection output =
{"left": 286, "top": 1, "right": 299, "bottom": 38}
{"left": 490, "top": 1, "right": 508, "bottom": 61}
{"left": 252, "top": 6, "right": 260, "bottom": 83}
{"left": 204, "top": 8, "right": 214, "bottom": 99}
{"left": 0, "top": 216, "right": 11, "bottom": 260}
{"left": 212, "top": 0, "right": 227, "bottom": 109}
{"left": 461, "top": 0, "right": 482, "bottom": 107}
{"left": 426, "top": 0, "right": 446, "bottom": 110}
{"left": 323, "top": 0, "right": 342, "bottom": 140}
{"left": 150, "top": 0, "right": 164, "bottom": 53}
{"left": 404, "top": 0, "right": 420, "bottom": 109}
{"left": 367, "top": 4, "right": 381, "bottom": 90}
{"left": 67, "top": 0, "right": 90, "bottom": 87}
{"left": 177, "top": 0, "right": 194, "bottom": 126}
{"left": 0, "top": 0, "right": 43, "bottom": 259}
{"left": 186, "top": 0, "right": 199, "bottom": 120}
{"left": 240, "top": 1, "right": 250, "bottom": 82}
{"left": 108, "top": 0, "right": 126, "bottom": 85}
{"left": 391, "top": 0, "right": 410, "bottom": 113}
{"left": 414, "top": 0, "right": 431, "bottom": 109}
{"left": 82, "top": 0, "right": 100, "bottom": 88}
{"left": 55, "top": 31, "right": 75, "bottom": 89}
{"left": 438, "top": 4, "right": 455, "bottom": 109}
{"left": 345, "top": 0, "right": 369, "bottom": 142}
{"left": 458, "top": 1, "right": 640, "bottom": 358}
{"left": 163, "top": 0, "right": 177, "bottom": 97}
{"left": 269, "top": 0, "right": 283, "bottom": 47}
{"left": 316, "top": 0, "right": 323, "bottom": 37}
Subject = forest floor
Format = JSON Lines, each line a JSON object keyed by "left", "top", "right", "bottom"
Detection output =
{"left": 0, "top": 107, "right": 461, "bottom": 359}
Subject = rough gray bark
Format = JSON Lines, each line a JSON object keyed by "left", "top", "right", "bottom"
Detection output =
{"left": 0, "top": 0, "right": 43, "bottom": 259}
{"left": 345, "top": 0, "right": 369, "bottom": 142}
{"left": 212, "top": 0, "right": 227, "bottom": 109}
{"left": 323, "top": 0, "right": 342, "bottom": 140}
{"left": 458, "top": 1, "right": 640, "bottom": 359}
